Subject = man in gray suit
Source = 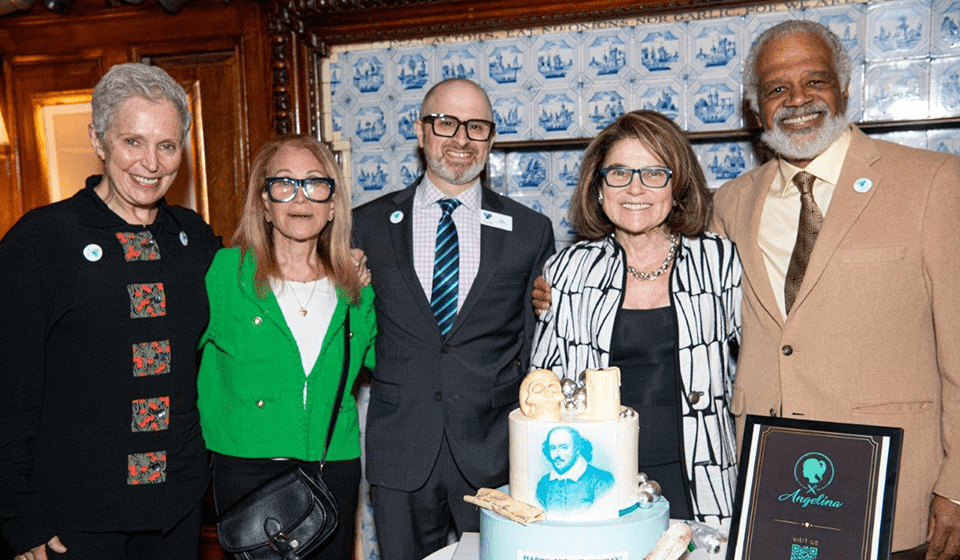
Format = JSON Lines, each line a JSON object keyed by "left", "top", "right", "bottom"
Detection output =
{"left": 353, "top": 78, "right": 555, "bottom": 560}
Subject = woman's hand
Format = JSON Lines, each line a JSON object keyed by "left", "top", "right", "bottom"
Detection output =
{"left": 17, "top": 535, "right": 67, "bottom": 560}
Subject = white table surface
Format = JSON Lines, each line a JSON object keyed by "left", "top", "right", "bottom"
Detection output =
{"left": 424, "top": 521, "right": 727, "bottom": 560}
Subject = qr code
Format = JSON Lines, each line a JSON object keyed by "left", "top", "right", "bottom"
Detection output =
{"left": 791, "top": 544, "right": 818, "bottom": 560}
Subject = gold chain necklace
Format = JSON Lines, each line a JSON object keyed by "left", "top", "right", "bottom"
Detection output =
{"left": 285, "top": 279, "right": 319, "bottom": 317}
{"left": 626, "top": 234, "right": 680, "bottom": 281}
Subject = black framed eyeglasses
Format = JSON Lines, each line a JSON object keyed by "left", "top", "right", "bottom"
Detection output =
{"left": 264, "top": 177, "right": 335, "bottom": 203}
{"left": 421, "top": 114, "right": 495, "bottom": 141}
{"left": 599, "top": 166, "right": 673, "bottom": 189}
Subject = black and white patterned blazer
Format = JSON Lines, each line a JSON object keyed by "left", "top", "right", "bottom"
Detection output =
{"left": 531, "top": 232, "right": 742, "bottom": 526}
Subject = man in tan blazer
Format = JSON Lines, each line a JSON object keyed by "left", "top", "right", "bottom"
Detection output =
{"left": 712, "top": 20, "right": 960, "bottom": 559}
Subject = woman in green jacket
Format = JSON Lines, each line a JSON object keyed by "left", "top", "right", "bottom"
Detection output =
{"left": 197, "top": 134, "right": 375, "bottom": 560}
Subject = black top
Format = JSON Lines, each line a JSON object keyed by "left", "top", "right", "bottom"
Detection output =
{"left": 610, "top": 305, "right": 692, "bottom": 519}
{"left": 0, "top": 177, "right": 219, "bottom": 552}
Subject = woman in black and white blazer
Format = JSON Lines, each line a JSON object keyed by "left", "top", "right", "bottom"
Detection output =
{"left": 531, "top": 110, "right": 742, "bottom": 528}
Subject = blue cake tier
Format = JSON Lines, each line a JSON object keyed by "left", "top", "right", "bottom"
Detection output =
{"left": 479, "top": 495, "right": 669, "bottom": 560}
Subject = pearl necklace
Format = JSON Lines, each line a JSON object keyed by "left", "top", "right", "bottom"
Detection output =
{"left": 285, "top": 279, "right": 319, "bottom": 317}
{"left": 626, "top": 234, "right": 680, "bottom": 281}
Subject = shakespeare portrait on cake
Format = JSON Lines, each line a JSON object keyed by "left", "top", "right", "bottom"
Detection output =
{"left": 535, "top": 425, "right": 615, "bottom": 517}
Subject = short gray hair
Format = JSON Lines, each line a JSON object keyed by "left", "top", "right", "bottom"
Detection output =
{"left": 743, "top": 20, "right": 851, "bottom": 115}
{"left": 91, "top": 63, "right": 192, "bottom": 145}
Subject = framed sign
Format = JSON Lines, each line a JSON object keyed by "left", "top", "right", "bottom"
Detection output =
{"left": 727, "top": 415, "right": 902, "bottom": 560}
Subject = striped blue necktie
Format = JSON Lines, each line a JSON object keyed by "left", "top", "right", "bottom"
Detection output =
{"left": 431, "top": 198, "right": 461, "bottom": 336}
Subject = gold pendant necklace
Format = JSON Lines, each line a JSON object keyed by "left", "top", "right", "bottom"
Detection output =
{"left": 286, "top": 279, "right": 319, "bottom": 317}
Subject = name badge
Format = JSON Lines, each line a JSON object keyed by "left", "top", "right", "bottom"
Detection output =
{"left": 480, "top": 210, "right": 513, "bottom": 231}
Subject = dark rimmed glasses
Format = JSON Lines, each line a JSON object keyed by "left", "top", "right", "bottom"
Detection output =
{"left": 264, "top": 177, "right": 335, "bottom": 203}
{"left": 421, "top": 114, "right": 496, "bottom": 141}
{"left": 599, "top": 166, "right": 673, "bottom": 188}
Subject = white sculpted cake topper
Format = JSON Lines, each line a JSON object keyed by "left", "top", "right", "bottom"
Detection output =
{"left": 519, "top": 369, "right": 564, "bottom": 421}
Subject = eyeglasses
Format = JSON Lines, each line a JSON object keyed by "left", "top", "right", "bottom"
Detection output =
{"left": 264, "top": 177, "right": 335, "bottom": 203}
{"left": 598, "top": 166, "right": 673, "bottom": 189}
{"left": 421, "top": 114, "right": 495, "bottom": 141}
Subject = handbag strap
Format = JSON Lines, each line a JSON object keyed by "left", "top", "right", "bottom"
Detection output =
{"left": 319, "top": 307, "right": 350, "bottom": 474}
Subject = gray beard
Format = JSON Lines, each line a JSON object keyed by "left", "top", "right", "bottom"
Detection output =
{"left": 761, "top": 105, "right": 850, "bottom": 162}
{"left": 425, "top": 152, "right": 486, "bottom": 185}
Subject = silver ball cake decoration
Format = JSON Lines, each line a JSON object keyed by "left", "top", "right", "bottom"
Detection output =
{"left": 636, "top": 475, "right": 662, "bottom": 509}
{"left": 560, "top": 378, "right": 577, "bottom": 398}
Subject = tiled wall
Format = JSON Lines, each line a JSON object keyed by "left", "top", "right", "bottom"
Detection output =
{"left": 324, "top": 0, "right": 960, "bottom": 246}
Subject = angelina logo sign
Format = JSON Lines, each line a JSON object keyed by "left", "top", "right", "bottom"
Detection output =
{"left": 727, "top": 416, "right": 901, "bottom": 560}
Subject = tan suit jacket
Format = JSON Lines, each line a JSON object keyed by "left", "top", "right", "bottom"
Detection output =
{"left": 712, "top": 125, "right": 960, "bottom": 551}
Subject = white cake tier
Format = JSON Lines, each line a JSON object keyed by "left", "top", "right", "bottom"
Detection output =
{"left": 508, "top": 407, "right": 640, "bottom": 522}
{"left": 479, "top": 495, "right": 669, "bottom": 560}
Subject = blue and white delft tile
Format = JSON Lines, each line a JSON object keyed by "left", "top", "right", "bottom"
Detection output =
{"left": 552, "top": 150, "right": 584, "bottom": 191}
{"left": 329, "top": 58, "right": 344, "bottom": 100}
{"left": 351, "top": 54, "right": 388, "bottom": 97}
{"left": 698, "top": 141, "right": 755, "bottom": 191}
{"left": 353, "top": 152, "right": 392, "bottom": 193}
{"left": 934, "top": 0, "right": 960, "bottom": 54}
{"left": 687, "top": 77, "right": 742, "bottom": 131}
{"left": 353, "top": 104, "right": 391, "bottom": 146}
{"left": 927, "top": 127, "right": 960, "bottom": 155}
{"left": 532, "top": 89, "right": 581, "bottom": 139}
{"left": 552, "top": 194, "right": 579, "bottom": 243}
{"left": 688, "top": 19, "right": 743, "bottom": 76}
{"left": 636, "top": 25, "right": 686, "bottom": 76}
{"left": 863, "top": 59, "right": 930, "bottom": 121}
{"left": 397, "top": 102, "right": 421, "bottom": 142}
{"left": 817, "top": 5, "right": 867, "bottom": 62}
{"left": 484, "top": 40, "right": 529, "bottom": 89}
{"left": 584, "top": 30, "right": 633, "bottom": 82}
{"left": 393, "top": 47, "right": 433, "bottom": 93}
{"left": 506, "top": 151, "right": 550, "bottom": 193}
{"left": 440, "top": 45, "right": 481, "bottom": 82}
{"left": 487, "top": 151, "right": 507, "bottom": 194}
{"left": 866, "top": 0, "right": 932, "bottom": 60}
{"left": 331, "top": 106, "right": 345, "bottom": 137}
{"left": 398, "top": 152, "right": 423, "bottom": 190}
{"left": 583, "top": 86, "right": 628, "bottom": 134}
{"left": 533, "top": 35, "right": 580, "bottom": 82}
{"left": 636, "top": 78, "right": 686, "bottom": 127}
{"left": 868, "top": 129, "right": 929, "bottom": 149}
{"left": 506, "top": 191, "right": 551, "bottom": 219}
{"left": 490, "top": 93, "right": 530, "bottom": 140}
{"left": 930, "top": 55, "right": 960, "bottom": 116}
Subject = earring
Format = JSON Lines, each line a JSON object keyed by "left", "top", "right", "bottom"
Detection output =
{"left": 598, "top": 192, "right": 604, "bottom": 202}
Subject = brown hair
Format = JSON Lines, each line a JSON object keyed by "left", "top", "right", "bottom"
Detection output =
{"left": 570, "top": 110, "right": 710, "bottom": 240}
{"left": 232, "top": 134, "right": 361, "bottom": 302}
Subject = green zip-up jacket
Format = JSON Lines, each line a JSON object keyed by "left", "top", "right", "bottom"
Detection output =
{"left": 197, "top": 247, "right": 376, "bottom": 461}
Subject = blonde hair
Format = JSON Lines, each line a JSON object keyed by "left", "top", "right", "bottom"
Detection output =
{"left": 232, "top": 134, "right": 361, "bottom": 302}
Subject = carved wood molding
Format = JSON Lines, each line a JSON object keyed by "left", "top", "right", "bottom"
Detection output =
{"left": 278, "top": 0, "right": 769, "bottom": 46}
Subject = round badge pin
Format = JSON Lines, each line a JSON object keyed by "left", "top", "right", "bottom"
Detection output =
{"left": 390, "top": 210, "right": 404, "bottom": 224}
{"left": 83, "top": 243, "right": 103, "bottom": 262}
{"left": 853, "top": 178, "right": 872, "bottom": 193}
{"left": 179, "top": 231, "right": 189, "bottom": 246}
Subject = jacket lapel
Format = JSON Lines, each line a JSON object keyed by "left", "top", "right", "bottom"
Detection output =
{"left": 737, "top": 161, "right": 785, "bottom": 326}
{"left": 791, "top": 126, "right": 880, "bottom": 311}
{"left": 448, "top": 187, "right": 506, "bottom": 337}
{"left": 387, "top": 182, "right": 443, "bottom": 336}
{"left": 236, "top": 253, "right": 290, "bottom": 334}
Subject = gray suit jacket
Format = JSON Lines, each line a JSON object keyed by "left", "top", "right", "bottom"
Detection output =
{"left": 353, "top": 181, "right": 555, "bottom": 491}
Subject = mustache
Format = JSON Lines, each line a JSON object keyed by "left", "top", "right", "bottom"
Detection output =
{"left": 773, "top": 101, "right": 831, "bottom": 124}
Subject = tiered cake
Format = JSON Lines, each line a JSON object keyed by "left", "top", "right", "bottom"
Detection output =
{"left": 476, "top": 368, "right": 670, "bottom": 560}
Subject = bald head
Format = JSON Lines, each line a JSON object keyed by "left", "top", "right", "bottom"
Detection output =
{"left": 420, "top": 78, "right": 493, "bottom": 120}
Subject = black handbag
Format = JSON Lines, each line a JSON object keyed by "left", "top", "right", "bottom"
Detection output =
{"left": 217, "top": 309, "right": 352, "bottom": 560}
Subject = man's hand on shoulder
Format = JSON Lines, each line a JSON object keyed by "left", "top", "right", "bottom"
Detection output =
{"left": 926, "top": 494, "right": 960, "bottom": 560}
{"left": 532, "top": 274, "right": 551, "bottom": 316}
{"left": 19, "top": 535, "right": 66, "bottom": 560}
{"left": 351, "top": 248, "right": 372, "bottom": 287}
